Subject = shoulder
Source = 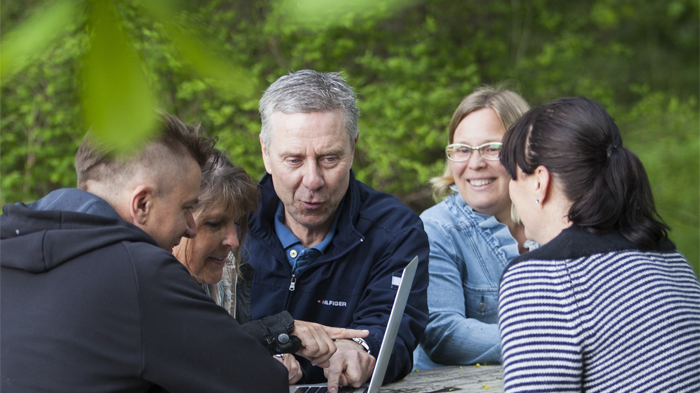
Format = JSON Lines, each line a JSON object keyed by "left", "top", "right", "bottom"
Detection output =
{"left": 354, "top": 179, "right": 423, "bottom": 233}
{"left": 121, "top": 240, "right": 192, "bottom": 284}
{"left": 420, "top": 194, "right": 473, "bottom": 228}
{"left": 512, "top": 225, "right": 677, "bottom": 264}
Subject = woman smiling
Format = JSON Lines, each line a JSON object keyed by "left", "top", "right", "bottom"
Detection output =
{"left": 414, "top": 86, "right": 531, "bottom": 369}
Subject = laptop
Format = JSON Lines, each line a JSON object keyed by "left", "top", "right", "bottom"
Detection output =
{"left": 289, "top": 255, "right": 419, "bottom": 393}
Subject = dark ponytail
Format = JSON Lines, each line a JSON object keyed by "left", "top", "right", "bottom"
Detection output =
{"left": 500, "top": 97, "right": 669, "bottom": 249}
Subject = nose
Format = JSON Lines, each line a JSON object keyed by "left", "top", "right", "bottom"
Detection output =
{"left": 222, "top": 223, "right": 240, "bottom": 250}
{"left": 301, "top": 161, "right": 325, "bottom": 191}
{"left": 183, "top": 211, "right": 197, "bottom": 239}
{"left": 467, "top": 149, "right": 487, "bottom": 170}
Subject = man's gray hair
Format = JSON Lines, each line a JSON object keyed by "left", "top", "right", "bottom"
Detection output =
{"left": 259, "top": 70, "right": 359, "bottom": 149}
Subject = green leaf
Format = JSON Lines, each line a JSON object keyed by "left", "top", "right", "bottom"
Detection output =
{"left": 140, "top": 0, "right": 255, "bottom": 98}
{"left": 80, "top": 0, "right": 158, "bottom": 155}
{"left": 0, "top": 0, "right": 81, "bottom": 84}
{"left": 277, "top": 0, "right": 418, "bottom": 30}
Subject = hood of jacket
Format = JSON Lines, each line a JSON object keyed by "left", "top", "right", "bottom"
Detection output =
{"left": 1, "top": 189, "right": 157, "bottom": 273}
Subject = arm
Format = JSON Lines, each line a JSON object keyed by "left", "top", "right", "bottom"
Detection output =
{"left": 136, "top": 249, "right": 288, "bottom": 393}
{"left": 327, "top": 224, "right": 429, "bottom": 388}
{"left": 241, "top": 311, "right": 369, "bottom": 366}
{"left": 498, "top": 260, "right": 584, "bottom": 392}
{"left": 420, "top": 218, "right": 501, "bottom": 364}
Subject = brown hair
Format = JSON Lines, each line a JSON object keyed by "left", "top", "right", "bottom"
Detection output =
{"left": 75, "top": 112, "right": 216, "bottom": 190}
{"left": 195, "top": 148, "right": 259, "bottom": 265}
{"left": 431, "top": 86, "right": 530, "bottom": 200}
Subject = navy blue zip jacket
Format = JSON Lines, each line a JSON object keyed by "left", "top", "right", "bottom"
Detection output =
{"left": 245, "top": 172, "right": 430, "bottom": 384}
{"left": 1, "top": 189, "right": 287, "bottom": 393}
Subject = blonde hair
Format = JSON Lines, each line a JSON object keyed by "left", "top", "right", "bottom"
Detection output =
{"left": 431, "top": 85, "right": 530, "bottom": 201}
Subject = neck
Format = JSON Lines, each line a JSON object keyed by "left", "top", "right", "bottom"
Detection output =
{"left": 284, "top": 211, "right": 336, "bottom": 248}
{"left": 495, "top": 209, "right": 528, "bottom": 254}
{"left": 82, "top": 182, "right": 131, "bottom": 223}
{"left": 534, "top": 196, "right": 573, "bottom": 246}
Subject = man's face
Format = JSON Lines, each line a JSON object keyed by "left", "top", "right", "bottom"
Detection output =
{"left": 147, "top": 157, "right": 201, "bottom": 251}
{"left": 262, "top": 110, "right": 354, "bottom": 238}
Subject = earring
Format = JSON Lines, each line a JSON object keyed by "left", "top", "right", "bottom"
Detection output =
{"left": 536, "top": 199, "right": 540, "bottom": 204}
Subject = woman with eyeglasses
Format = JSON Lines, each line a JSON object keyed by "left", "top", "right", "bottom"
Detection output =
{"left": 498, "top": 97, "right": 700, "bottom": 391}
{"left": 413, "top": 86, "right": 531, "bottom": 369}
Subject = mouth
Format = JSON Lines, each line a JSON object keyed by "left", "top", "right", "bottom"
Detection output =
{"left": 468, "top": 178, "right": 495, "bottom": 187}
{"left": 302, "top": 201, "right": 324, "bottom": 209}
{"left": 207, "top": 256, "right": 227, "bottom": 265}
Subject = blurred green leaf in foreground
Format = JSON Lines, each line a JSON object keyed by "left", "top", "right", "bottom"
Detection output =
{"left": 1, "top": 0, "right": 256, "bottom": 156}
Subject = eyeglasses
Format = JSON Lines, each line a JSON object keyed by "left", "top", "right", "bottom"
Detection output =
{"left": 445, "top": 142, "right": 502, "bottom": 161}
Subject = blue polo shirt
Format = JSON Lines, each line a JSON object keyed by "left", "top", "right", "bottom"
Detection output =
{"left": 274, "top": 201, "right": 343, "bottom": 274}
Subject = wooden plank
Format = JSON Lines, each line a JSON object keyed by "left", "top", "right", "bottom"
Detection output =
{"left": 379, "top": 365, "right": 503, "bottom": 393}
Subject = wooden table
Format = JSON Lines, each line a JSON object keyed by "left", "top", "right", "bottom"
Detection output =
{"left": 379, "top": 365, "right": 503, "bottom": 393}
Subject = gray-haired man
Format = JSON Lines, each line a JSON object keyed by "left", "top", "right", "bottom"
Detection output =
{"left": 244, "top": 70, "right": 430, "bottom": 392}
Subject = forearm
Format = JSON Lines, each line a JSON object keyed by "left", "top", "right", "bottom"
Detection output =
{"left": 422, "top": 315, "right": 501, "bottom": 364}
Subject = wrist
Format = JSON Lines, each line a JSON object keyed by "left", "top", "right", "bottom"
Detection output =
{"left": 346, "top": 337, "right": 371, "bottom": 355}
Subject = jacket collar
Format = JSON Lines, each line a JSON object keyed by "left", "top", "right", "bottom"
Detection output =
{"left": 249, "top": 171, "right": 364, "bottom": 264}
{"left": 513, "top": 225, "right": 676, "bottom": 263}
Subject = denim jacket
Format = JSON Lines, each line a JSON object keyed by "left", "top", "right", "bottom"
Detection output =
{"left": 414, "top": 192, "right": 520, "bottom": 369}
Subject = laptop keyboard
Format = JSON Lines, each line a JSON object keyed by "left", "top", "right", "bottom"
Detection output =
{"left": 292, "top": 387, "right": 363, "bottom": 393}
{"left": 292, "top": 388, "right": 328, "bottom": 393}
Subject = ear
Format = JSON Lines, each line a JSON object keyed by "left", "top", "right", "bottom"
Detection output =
{"left": 260, "top": 134, "right": 272, "bottom": 174}
{"left": 533, "top": 165, "right": 551, "bottom": 205}
{"left": 129, "top": 185, "right": 155, "bottom": 225}
{"left": 349, "top": 134, "right": 358, "bottom": 166}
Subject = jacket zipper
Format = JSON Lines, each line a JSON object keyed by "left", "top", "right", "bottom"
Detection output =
{"left": 289, "top": 275, "right": 297, "bottom": 291}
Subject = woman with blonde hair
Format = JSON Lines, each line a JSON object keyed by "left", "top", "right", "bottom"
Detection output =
{"left": 414, "top": 86, "right": 531, "bottom": 369}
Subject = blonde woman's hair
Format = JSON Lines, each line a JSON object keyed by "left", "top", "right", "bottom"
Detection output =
{"left": 431, "top": 85, "right": 530, "bottom": 201}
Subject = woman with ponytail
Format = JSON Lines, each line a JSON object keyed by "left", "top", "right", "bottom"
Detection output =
{"left": 497, "top": 97, "right": 700, "bottom": 392}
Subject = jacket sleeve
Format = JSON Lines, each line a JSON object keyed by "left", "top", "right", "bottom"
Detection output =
{"left": 498, "top": 260, "right": 584, "bottom": 392}
{"left": 134, "top": 246, "right": 289, "bottom": 393}
{"left": 351, "top": 224, "right": 430, "bottom": 384}
{"left": 419, "top": 217, "right": 501, "bottom": 364}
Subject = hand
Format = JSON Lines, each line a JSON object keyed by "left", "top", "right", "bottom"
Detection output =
{"left": 324, "top": 339, "right": 375, "bottom": 393}
{"left": 292, "top": 321, "right": 369, "bottom": 367}
{"left": 274, "top": 353, "right": 303, "bottom": 384}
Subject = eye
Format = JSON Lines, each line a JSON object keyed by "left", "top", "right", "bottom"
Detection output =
{"left": 206, "top": 221, "right": 222, "bottom": 228}
{"left": 322, "top": 156, "right": 339, "bottom": 165}
{"left": 285, "top": 157, "right": 301, "bottom": 165}
{"left": 459, "top": 146, "right": 471, "bottom": 154}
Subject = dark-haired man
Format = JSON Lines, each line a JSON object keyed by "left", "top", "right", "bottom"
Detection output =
{"left": 245, "top": 70, "right": 430, "bottom": 392}
{"left": 1, "top": 114, "right": 288, "bottom": 392}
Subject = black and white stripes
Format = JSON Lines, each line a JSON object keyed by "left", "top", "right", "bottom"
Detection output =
{"left": 498, "top": 227, "right": 700, "bottom": 392}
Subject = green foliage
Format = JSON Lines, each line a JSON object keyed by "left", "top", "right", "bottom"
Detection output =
{"left": 1, "top": 0, "right": 698, "bottom": 274}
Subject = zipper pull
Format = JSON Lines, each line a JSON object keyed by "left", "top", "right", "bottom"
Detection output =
{"left": 289, "top": 275, "right": 297, "bottom": 291}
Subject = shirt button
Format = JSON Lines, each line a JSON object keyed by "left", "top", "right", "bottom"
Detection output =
{"left": 290, "top": 250, "right": 298, "bottom": 258}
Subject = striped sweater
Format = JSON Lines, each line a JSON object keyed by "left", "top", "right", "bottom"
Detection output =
{"left": 498, "top": 226, "right": 700, "bottom": 392}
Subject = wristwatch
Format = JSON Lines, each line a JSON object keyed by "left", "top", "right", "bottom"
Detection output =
{"left": 349, "top": 337, "right": 370, "bottom": 355}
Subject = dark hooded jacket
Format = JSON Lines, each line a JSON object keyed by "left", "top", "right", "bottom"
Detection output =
{"left": 1, "top": 189, "right": 287, "bottom": 393}
{"left": 245, "top": 172, "right": 430, "bottom": 384}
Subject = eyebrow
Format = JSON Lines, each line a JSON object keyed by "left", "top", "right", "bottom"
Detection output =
{"left": 452, "top": 141, "right": 501, "bottom": 146}
{"left": 277, "top": 148, "right": 346, "bottom": 157}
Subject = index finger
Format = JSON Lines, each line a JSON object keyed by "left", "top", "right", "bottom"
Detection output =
{"left": 325, "top": 360, "right": 343, "bottom": 393}
{"left": 323, "top": 327, "right": 370, "bottom": 340}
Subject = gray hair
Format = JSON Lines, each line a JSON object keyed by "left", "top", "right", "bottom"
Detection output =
{"left": 259, "top": 70, "right": 359, "bottom": 149}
